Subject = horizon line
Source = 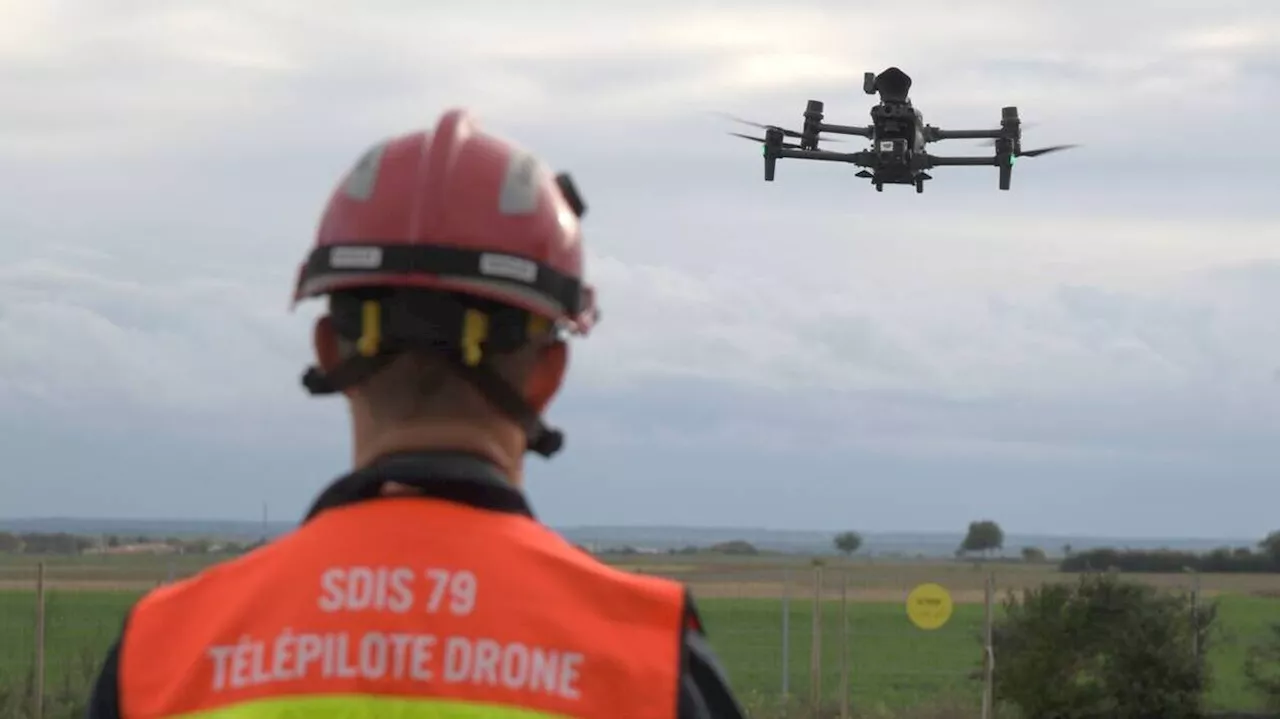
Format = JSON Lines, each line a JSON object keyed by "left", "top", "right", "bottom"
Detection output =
{"left": 0, "top": 515, "right": 1260, "bottom": 544}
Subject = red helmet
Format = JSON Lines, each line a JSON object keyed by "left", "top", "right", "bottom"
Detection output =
{"left": 292, "top": 109, "right": 597, "bottom": 457}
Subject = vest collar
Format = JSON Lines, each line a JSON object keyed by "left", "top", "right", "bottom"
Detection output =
{"left": 303, "top": 451, "right": 535, "bottom": 522}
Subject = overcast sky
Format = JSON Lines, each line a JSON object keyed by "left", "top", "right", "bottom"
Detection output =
{"left": 1, "top": 0, "right": 1278, "bottom": 539}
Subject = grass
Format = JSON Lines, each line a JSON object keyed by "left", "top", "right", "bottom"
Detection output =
{"left": 1, "top": 555, "right": 1278, "bottom": 718}
{"left": 700, "top": 596, "right": 987, "bottom": 717}
{"left": 696, "top": 594, "right": 1279, "bottom": 716}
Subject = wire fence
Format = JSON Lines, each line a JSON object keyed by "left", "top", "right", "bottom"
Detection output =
{"left": 643, "top": 563, "right": 1000, "bottom": 718}
{"left": 0, "top": 558, "right": 1217, "bottom": 719}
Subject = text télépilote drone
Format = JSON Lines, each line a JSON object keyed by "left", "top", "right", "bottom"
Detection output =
{"left": 724, "top": 67, "right": 1077, "bottom": 193}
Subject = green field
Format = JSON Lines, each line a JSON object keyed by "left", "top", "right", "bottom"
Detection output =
{"left": 1, "top": 587, "right": 1276, "bottom": 718}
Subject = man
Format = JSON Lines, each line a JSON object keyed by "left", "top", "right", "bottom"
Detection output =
{"left": 86, "top": 108, "right": 748, "bottom": 718}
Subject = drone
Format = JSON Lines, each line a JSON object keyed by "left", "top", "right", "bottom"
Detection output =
{"left": 726, "top": 67, "right": 1076, "bottom": 193}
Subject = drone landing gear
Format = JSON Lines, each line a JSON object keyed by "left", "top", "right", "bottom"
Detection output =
{"left": 875, "top": 183, "right": 883, "bottom": 192}
{"left": 915, "top": 178, "right": 925, "bottom": 194}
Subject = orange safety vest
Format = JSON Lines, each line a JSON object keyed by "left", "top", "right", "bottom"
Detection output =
{"left": 119, "top": 497, "right": 685, "bottom": 719}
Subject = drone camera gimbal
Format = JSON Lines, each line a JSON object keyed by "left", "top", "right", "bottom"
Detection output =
{"left": 863, "top": 67, "right": 912, "bottom": 103}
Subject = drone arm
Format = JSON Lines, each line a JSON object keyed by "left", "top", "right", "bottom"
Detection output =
{"left": 928, "top": 127, "right": 1004, "bottom": 140}
{"left": 814, "top": 122, "right": 873, "bottom": 138}
{"left": 923, "top": 154, "right": 999, "bottom": 167}
{"left": 777, "top": 148, "right": 874, "bottom": 166}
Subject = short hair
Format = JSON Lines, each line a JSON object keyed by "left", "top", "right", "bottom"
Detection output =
{"left": 337, "top": 337, "right": 449, "bottom": 422}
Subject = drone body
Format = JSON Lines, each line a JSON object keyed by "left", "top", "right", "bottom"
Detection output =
{"left": 727, "top": 67, "right": 1075, "bottom": 193}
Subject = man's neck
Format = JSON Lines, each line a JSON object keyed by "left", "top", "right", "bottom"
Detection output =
{"left": 352, "top": 421, "right": 525, "bottom": 487}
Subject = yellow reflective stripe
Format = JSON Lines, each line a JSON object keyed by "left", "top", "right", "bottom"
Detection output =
{"left": 169, "top": 694, "right": 575, "bottom": 719}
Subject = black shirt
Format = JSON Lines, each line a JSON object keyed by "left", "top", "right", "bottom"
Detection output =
{"left": 86, "top": 452, "right": 747, "bottom": 719}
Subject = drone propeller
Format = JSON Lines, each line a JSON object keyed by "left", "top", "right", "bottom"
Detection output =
{"left": 976, "top": 123, "right": 1038, "bottom": 146}
{"left": 1017, "top": 144, "right": 1077, "bottom": 157}
{"left": 980, "top": 137, "right": 1079, "bottom": 157}
{"left": 717, "top": 112, "right": 843, "bottom": 142}
{"left": 727, "top": 131, "right": 802, "bottom": 150}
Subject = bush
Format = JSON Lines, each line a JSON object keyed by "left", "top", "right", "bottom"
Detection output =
{"left": 991, "top": 572, "right": 1216, "bottom": 719}
{"left": 708, "top": 540, "right": 758, "bottom": 556}
{"left": 1246, "top": 623, "right": 1280, "bottom": 713}
{"left": 1021, "top": 546, "right": 1048, "bottom": 563}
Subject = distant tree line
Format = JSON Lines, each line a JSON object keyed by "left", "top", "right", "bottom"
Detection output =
{"left": 0, "top": 531, "right": 261, "bottom": 556}
{"left": 598, "top": 540, "right": 763, "bottom": 556}
{"left": 0, "top": 532, "right": 93, "bottom": 554}
{"left": 1061, "top": 530, "right": 1280, "bottom": 574}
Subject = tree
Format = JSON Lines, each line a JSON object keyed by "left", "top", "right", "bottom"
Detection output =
{"left": 833, "top": 531, "right": 864, "bottom": 556}
{"left": 1020, "top": 546, "right": 1047, "bottom": 563}
{"left": 959, "top": 520, "right": 1004, "bottom": 556}
{"left": 991, "top": 573, "right": 1215, "bottom": 719}
{"left": 1260, "top": 530, "right": 1280, "bottom": 562}
{"left": 1062, "top": 543, "right": 1073, "bottom": 557}
{"left": 0, "top": 532, "right": 20, "bottom": 553}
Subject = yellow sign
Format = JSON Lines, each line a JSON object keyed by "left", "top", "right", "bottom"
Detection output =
{"left": 905, "top": 583, "right": 953, "bottom": 630}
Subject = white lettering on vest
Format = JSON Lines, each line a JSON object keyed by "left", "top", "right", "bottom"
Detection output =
{"left": 207, "top": 630, "right": 583, "bottom": 700}
{"left": 203, "top": 563, "right": 589, "bottom": 701}
{"left": 442, "top": 635, "right": 583, "bottom": 699}
{"left": 316, "top": 566, "right": 416, "bottom": 613}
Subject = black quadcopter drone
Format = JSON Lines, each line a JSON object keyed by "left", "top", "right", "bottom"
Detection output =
{"left": 726, "top": 67, "right": 1076, "bottom": 193}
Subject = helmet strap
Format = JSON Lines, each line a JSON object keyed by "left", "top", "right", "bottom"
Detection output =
{"left": 449, "top": 361, "right": 564, "bottom": 457}
{"left": 302, "top": 356, "right": 563, "bottom": 458}
{"left": 301, "top": 354, "right": 395, "bottom": 396}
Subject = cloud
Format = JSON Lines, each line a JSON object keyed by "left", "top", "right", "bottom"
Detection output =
{"left": 0, "top": 0, "right": 1278, "bottom": 533}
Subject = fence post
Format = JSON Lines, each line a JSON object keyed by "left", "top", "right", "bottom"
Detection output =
{"left": 980, "top": 571, "right": 995, "bottom": 719}
{"left": 1189, "top": 569, "right": 1201, "bottom": 663}
{"left": 839, "top": 569, "right": 850, "bottom": 719}
{"left": 33, "top": 561, "right": 47, "bottom": 719}
{"left": 781, "top": 567, "right": 791, "bottom": 703}
{"left": 809, "top": 564, "right": 824, "bottom": 716}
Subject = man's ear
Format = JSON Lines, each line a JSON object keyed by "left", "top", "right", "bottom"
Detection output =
{"left": 524, "top": 340, "right": 567, "bottom": 413}
{"left": 313, "top": 315, "right": 343, "bottom": 374}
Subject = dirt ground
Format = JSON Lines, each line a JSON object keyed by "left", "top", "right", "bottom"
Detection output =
{"left": 0, "top": 579, "right": 159, "bottom": 591}
{"left": 4, "top": 556, "right": 1279, "bottom": 602}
